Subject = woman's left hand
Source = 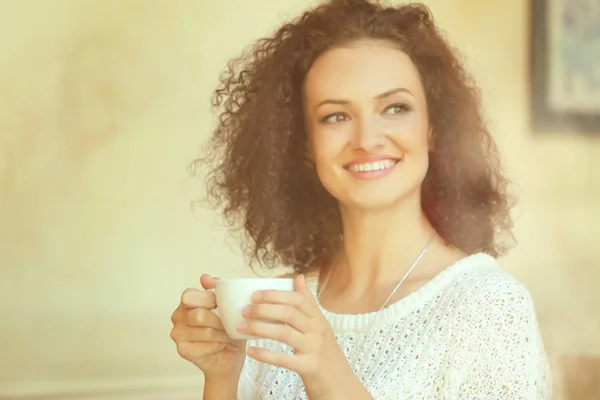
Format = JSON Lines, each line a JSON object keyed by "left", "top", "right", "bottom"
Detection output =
{"left": 236, "top": 274, "right": 369, "bottom": 399}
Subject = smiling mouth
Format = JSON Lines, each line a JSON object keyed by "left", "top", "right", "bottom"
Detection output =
{"left": 343, "top": 158, "right": 400, "bottom": 173}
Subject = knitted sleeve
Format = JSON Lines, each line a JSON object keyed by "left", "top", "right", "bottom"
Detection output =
{"left": 458, "top": 278, "right": 552, "bottom": 399}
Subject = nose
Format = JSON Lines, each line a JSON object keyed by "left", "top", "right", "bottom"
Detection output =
{"left": 350, "top": 115, "right": 386, "bottom": 152}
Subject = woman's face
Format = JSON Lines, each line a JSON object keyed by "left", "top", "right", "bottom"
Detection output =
{"left": 303, "top": 40, "right": 432, "bottom": 211}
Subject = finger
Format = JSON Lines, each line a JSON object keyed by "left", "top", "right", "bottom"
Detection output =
{"left": 295, "top": 274, "right": 314, "bottom": 300}
{"left": 171, "top": 305, "right": 183, "bottom": 324}
{"left": 200, "top": 274, "right": 218, "bottom": 290}
{"left": 176, "top": 340, "right": 227, "bottom": 361}
{"left": 294, "top": 274, "right": 318, "bottom": 308}
{"left": 171, "top": 325, "right": 231, "bottom": 344}
{"left": 253, "top": 288, "right": 316, "bottom": 317}
{"left": 181, "top": 288, "right": 217, "bottom": 309}
{"left": 238, "top": 320, "right": 308, "bottom": 353}
{"left": 243, "top": 303, "right": 309, "bottom": 333}
{"left": 246, "top": 346, "right": 298, "bottom": 373}
{"left": 186, "top": 307, "right": 224, "bottom": 330}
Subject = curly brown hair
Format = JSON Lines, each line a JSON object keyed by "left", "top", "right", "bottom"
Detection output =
{"left": 192, "top": 0, "right": 514, "bottom": 272}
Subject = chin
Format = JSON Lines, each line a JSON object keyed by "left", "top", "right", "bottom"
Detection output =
{"left": 318, "top": 166, "right": 426, "bottom": 212}
{"left": 341, "top": 190, "right": 411, "bottom": 212}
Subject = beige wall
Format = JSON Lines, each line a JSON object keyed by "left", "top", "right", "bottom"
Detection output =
{"left": 1, "top": 0, "right": 598, "bottom": 399}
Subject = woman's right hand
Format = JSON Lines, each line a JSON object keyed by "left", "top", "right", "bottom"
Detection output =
{"left": 170, "top": 274, "right": 247, "bottom": 380}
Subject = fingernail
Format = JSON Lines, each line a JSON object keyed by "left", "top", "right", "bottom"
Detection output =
{"left": 252, "top": 291, "right": 262, "bottom": 302}
{"left": 241, "top": 305, "right": 251, "bottom": 316}
{"left": 237, "top": 321, "right": 247, "bottom": 331}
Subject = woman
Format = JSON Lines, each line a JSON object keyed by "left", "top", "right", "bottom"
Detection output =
{"left": 170, "top": 0, "right": 552, "bottom": 398}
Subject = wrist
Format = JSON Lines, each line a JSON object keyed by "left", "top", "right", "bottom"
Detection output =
{"left": 203, "top": 375, "right": 239, "bottom": 400}
{"left": 303, "top": 365, "right": 371, "bottom": 400}
{"left": 204, "top": 374, "right": 239, "bottom": 386}
{"left": 202, "top": 363, "right": 244, "bottom": 384}
{"left": 302, "top": 365, "right": 350, "bottom": 400}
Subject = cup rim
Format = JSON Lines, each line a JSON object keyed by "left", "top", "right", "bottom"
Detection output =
{"left": 216, "top": 277, "right": 294, "bottom": 283}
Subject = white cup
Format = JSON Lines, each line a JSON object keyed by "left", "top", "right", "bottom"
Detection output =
{"left": 214, "top": 278, "right": 294, "bottom": 340}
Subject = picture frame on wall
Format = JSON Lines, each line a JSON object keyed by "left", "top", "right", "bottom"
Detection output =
{"left": 530, "top": 0, "right": 600, "bottom": 134}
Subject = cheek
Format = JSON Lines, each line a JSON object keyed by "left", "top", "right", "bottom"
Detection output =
{"left": 397, "top": 116, "right": 431, "bottom": 161}
{"left": 309, "top": 134, "right": 348, "bottom": 194}
{"left": 393, "top": 121, "right": 431, "bottom": 184}
{"left": 407, "top": 116, "right": 431, "bottom": 151}
{"left": 313, "top": 148, "right": 341, "bottom": 188}
{"left": 406, "top": 143, "right": 431, "bottom": 192}
{"left": 310, "top": 131, "right": 345, "bottom": 167}
{"left": 413, "top": 151, "right": 430, "bottom": 181}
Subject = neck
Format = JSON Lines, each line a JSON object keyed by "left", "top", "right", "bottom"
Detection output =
{"left": 332, "top": 194, "right": 436, "bottom": 296}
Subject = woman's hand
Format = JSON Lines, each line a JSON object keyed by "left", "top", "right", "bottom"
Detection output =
{"left": 237, "top": 274, "right": 371, "bottom": 399}
{"left": 170, "top": 274, "right": 247, "bottom": 381}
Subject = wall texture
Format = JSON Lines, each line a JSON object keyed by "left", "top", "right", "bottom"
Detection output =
{"left": 0, "top": 0, "right": 598, "bottom": 399}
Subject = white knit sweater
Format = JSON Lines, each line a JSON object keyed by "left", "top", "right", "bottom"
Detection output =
{"left": 237, "top": 253, "right": 552, "bottom": 399}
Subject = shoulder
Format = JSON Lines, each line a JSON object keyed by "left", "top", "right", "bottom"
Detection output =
{"left": 450, "top": 256, "right": 553, "bottom": 397}
{"left": 446, "top": 253, "right": 537, "bottom": 312}
{"left": 463, "top": 256, "right": 538, "bottom": 317}
{"left": 448, "top": 254, "right": 546, "bottom": 356}
{"left": 438, "top": 253, "right": 543, "bottom": 336}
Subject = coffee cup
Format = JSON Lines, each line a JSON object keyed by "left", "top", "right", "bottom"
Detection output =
{"left": 214, "top": 278, "right": 294, "bottom": 340}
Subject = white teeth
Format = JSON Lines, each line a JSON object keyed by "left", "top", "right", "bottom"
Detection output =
{"left": 347, "top": 159, "right": 398, "bottom": 173}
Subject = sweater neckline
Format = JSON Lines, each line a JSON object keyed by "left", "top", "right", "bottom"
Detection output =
{"left": 305, "top": 252, "right": 496, "bottom": 333}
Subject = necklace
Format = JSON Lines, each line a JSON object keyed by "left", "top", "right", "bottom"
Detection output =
{"left": 316, "top": 231, "right": 435, "bottom": 373}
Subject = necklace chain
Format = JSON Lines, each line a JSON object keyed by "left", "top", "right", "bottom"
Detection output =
{"left": 316, "top": 231, "right": 436, "bottom": 373}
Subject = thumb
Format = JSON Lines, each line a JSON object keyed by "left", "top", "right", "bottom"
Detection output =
{"left": 294, "top": 274, "right": 309, "bottom": 294}
{"left": 200, "top": 274, "right": 218, "bottom": 290}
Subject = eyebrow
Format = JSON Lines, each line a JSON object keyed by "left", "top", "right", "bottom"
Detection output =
{"left": 314, "top": 87, "right": 413, "bottom": 110}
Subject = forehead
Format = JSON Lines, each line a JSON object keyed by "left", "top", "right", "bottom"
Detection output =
{"left": 303, "top": 41, "right": 424, "bottom": 102}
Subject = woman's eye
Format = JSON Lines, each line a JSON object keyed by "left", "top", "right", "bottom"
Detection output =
{"left": 384, "top": 104, "right": 410, "bottom": 115}
{"left": 320, "top": 113, "right": 348, "bottom": 124}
